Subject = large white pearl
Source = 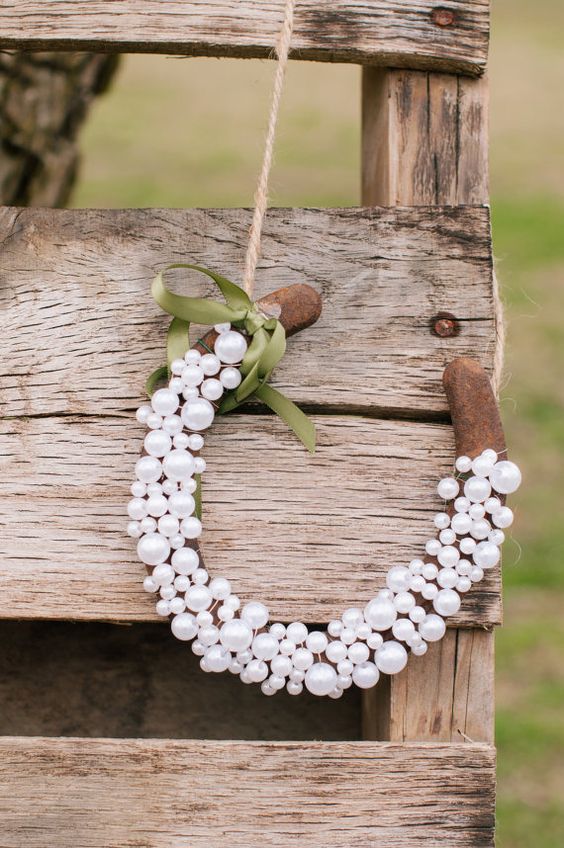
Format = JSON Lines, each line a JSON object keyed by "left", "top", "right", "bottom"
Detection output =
{"left": 214, "top": 330, "right": 248, "bottom": 364}
{"left": 286, "top": 622, "right": 308, "bottom": 644}
{"left": 325, "top": 640, "right": 347, "bottom": 663}
{"left": 247, "top": 659, "right": 269, "bottom": 683}
{"left": 157, "top": 514, "right": 180, "bottom": 537}
{"left": 392, "top": 618, "right": 415, "bottom": 642}
{"left": 364, "top": 598, "right": 397, "bottom": 631}
{"left": 251, "top": 632, "right": 279, "bottom": 661}
{"left": 473, "top": 541, "right": 501, "bottom": 569}
{"left": 304, "top": 662, "right": 337, "bottom": 696}
{"left": 180, "top": 516, "right": 202, "bottom": 539}
{"left": 220, "top": 619, "right": 253, "bottom": 652}
{"left": 163, "top": 449, "right": 194, "bottom": 481}
{"left": 168, "top": 491, "right": 195, "bottom": 518}
{"left": 433, "top": 588, "right": 461, "bottom": 616}
{"left": 352, "top": 661, "right": 380, "bottom": 689}
{"left": 209, "top": 577, "right": 231, "bottom": 600}
{"left": 437, "top": 477, "right": 459, "bottom": 500}
{"left": 137, "top": 532, "right": 170, "bottom": 566}
{"left": 386, "top": 565, "right": 411, "bottom": 592}
{"left": 306, "top": 630, "right": 329, "bottom": 654}
{"left": 181, "top": 397, "right": 215, "bottom": 431}
{"left": 171, "top": 547, "right": 199, "bottom": 574}
{"left": 185, "top": 584, "right": 212, "bottom": 612}
{"left": 374, "top": 641, "right": 408, "bottom": 675}
{"left": 151, "top": 388, "right": 179, "bottom": 417}
{"left": 144, "top": 430, "right": 172, "bottom": 458}
{"left": 201, "top": 378, "right": 223, "bottom": 401}
{"left": 490, "top": 461, "right": 522, "bottom": 494}
{"left": 146, "top": 494, "right": 168, "bottom": 517}
{"left": 492, "top": 506, "right": 514, "bottom": 528}
{"left": 438, "top": 545, "right": 460, "bottom": 568}
{"left": 181, "top": 364, "right": 204, "bottom": 387}
{"left": 171, "top": 612, "right": 198, "bottom": 641}
{"left": 464, "top": 476, "right": 492, "bottom": 503}
{"left": 241, "top": 601, "right": 269, "bottom": 629}
{"left": 219, "top": 367, "right": 242, "bottom": 390}
{"left": 205, "top": 645, "right": 232, "bottom": 673}
{"left": 451, "top": 512, "right": 473, "bottom": 535}
{"left": 292, "top": 647, "right": 314, "bottom": 670}
{"left": 127, "top": 498, "right": 147, "bottom": 520}
{"left": 135, "top": 456, "right": 162, "bottom": 483}
{"left": 419, "top": 613, "right": 446, "bottom": 641}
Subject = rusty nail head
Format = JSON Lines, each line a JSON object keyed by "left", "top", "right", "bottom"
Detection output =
{"left": 431, "top": 312, "right": 460, "bottom": 338}
{"left": 431, "top": 8, "right": 456, "bottom": 27}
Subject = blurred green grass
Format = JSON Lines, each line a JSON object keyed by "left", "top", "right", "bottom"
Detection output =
{"left": 72, "top": 2, "right": 563, "bottom": 845}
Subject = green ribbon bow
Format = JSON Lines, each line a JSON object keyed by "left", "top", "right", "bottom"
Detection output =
{"left": 147, "top": 264, "right": 316, "bottom": 453}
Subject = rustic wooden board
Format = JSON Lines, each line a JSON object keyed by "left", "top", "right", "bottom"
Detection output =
{"left": 0, "top": 737, "right": 495, "bottom": 847}
{"left": 0, "top": 414, "right": 500, "bottom": 625}
{"left": 0, "top": 1, "right": 489, "bottom": 76}
{"left": 0, "top": 205, "right": 494, "bottom": 418}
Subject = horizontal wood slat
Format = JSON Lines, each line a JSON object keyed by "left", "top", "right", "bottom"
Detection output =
{"left": 0, "top": 414, "right": 500, "bottom": 625}
{"left": 0, "top": 206, "right": 494, "bottom": 418}
{"left": 0, "top": 1, "right": 489, "bottom": 76}
{"left": 0, "top": 737, "right": 496, "bottom": 847}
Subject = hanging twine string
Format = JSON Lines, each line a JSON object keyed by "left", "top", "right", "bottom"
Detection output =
{"left": 242, "top": 0, "right": 297, "bottom": 298}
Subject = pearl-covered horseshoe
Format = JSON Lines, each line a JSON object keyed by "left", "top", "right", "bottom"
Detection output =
{"left": 128, "top": 284, "right": 521, "bottom": 698}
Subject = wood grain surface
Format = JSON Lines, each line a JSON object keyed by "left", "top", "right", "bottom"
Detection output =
{"left": 0, "top": 1, "right": 490, "bottom": 76}
{"left": 0, "top": 737, "right": 496, "bottom": 847}
{"left": 0, "top": 413, "right": 501, "bottom": 625}
{"left": 0, "top": 205, "right": 494, "bottom": 418}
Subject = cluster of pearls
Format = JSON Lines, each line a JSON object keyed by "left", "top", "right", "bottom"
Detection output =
{"left": 129, "top": 333, "right": 521, "bottom": 697}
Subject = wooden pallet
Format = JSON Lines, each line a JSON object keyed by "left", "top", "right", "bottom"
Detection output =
{"left": 0, "top": 2, "right": 496, "bottom": 845}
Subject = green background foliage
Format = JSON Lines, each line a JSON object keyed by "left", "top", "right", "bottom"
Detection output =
{"left": 72, "top": 2, "right": 564, "bottom": 844}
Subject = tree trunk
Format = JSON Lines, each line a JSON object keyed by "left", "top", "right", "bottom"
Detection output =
{"left": 0, "top": 52, "right": 119, "bottom": 206}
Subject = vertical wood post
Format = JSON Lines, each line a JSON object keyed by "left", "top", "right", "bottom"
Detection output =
{"left": 361, "top": 68, "right": 494, "bottom": 745}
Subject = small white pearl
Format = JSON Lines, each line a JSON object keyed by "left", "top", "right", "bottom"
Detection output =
{"left": 489, "top": 529, "right": 505, "bottom": 545}
{"left": 182, "top": 387, "right": 198, "bottom": 401}
{"left": 127, "top": 498, "right": 147, "bottom": 520}
{"left": 137, "top": 533, "right": 170, "bottom": 566}
{"left": 163, "top": 449, "right": 194, "bottom": 481}
{"left": 464, "top": 476, "right": 492, "bottom": 503}
{"left": 214, "top": 330, "right": 248, "bottom": 365}
{"left": 269, "top": 674, "right": 286, "bottom": 691}
{"left": 193, "top": 457, "right": 206, "bottom": 474}
{"left": 163, "top": 480, "right": 179, "bottom": 498}
{"left": 146, "top": 482, "right": 163, "bottom": 496}
{"left": 173, "top": 433, "right": 190, "bottom": 450}
{"left": 364, "top": 598, "right": 397, "bottom": 631}
{"left": 157, "top": 514, "right": 180, "bottom": 537}
{"left": 174, "top": 575, "right": 190, "bottom": 592}
{"left": 270, "top": 623, "right": 286, "bottom": 639}
{"left": 197, "top": 611, "right": 213, "bottom": 627}
{"left": 251, "top": 632, "right": 279, "bottom": 661}
{"left": 409, "top": 605, "right": 426, "bottom": 624}
{"left": 185, "top": 349, "right": 202, "bottom": 364}
{"left": 422, "top": 563, "right": 438, "bottom": 581}
{"left": 247, "top": 659, "right": 269, "bottom": 683}
{"left": 433, "top": 588, "right": 461, "bottom": 616}
{"left": 131, "top": 481, "right": 147, "bottom": 498}
{"left": 439, "top": 528, "right": 456, "bottom": 545}
{"left": 219, "top": 367, "right": 242, "bottom": 390}
{"left": 287, "top": 622, "right": 308, "bottom": 644}
{"left": 209, "top": 577, "right": 232, "bottom": 601}
{"left": 437, "top": 477, "right": 459, "bottom": 500}
{"left": 306, "top": 631, "right": 329, "bottom": 654}
{"left": 171, "top": 547, "right": 199, "bottom": 575}
{"left": 155, "top": 599, "right": 171, "bottom": 617}
{"left": 338, "top": 674, "right": 353, "bottom": 690}
{"left": 168, "top": 491, "right": 195, "bottom": 518}
{"left": 470, "top": 566, "right": 484, "bottom": 582}
{"left": 188, "top": 434, "right": 204, "bottom": 451}
{"left": 292, "top": 647, "right": 314, "bottom": 670}
{"left": 181, "top": 364, "right": 204, "bottom": 387}
{"left": 425, "top": 539, "right": 442, "bottom": 557}
{"left": 280, "top": 639, "right": 296, "bottom": 655}
{"left": 135, "top": 456, "right": 162, "bottom": 484}
{"left": 472, "top": 455, "right": 495, "bottom": 478}
{"left": 471, "top": 518, "right": 491, "bottom": 540}
{"left": 146, "top": 413, "right": 163, "bottom": 430}
{"left": 170, "top": 358, "right": 185, "bottom": 375}
{"left": 438, "top": 545, "right": 460, "bottom": 568}
{"left": 225, "top": 595, "right": 240, "bottom": 611}
{"left": 437, "top": 567, "right": 458, "bottom": 589}
{"left": 342, "top": 607, "right": 364, "bottom": 630}
{"left": 181, "top": 398, "right": 215, "bottom": 431}
{"left": 260, "top": 682, "right": 276, "bottom": 696}
{"left": 460, "top": 537, "right": 477, "bottom": 554}
{"left": 140, "top": 517, "right": 157, "bottom": 534}
{"left": 419, "top": 613, "right": 446, "bottom": 642}
{"left": 218, "top": 606, "right": 234, "bottom": 622}
{"left": 337, "top": 659, "right": 353, "bottom": 676}
{"left": 151, "top": 388, "right": 179, "bottom": 417}
{"left": 289, "top": 669, "right": 304, "bottom": 684}
{"left": 191, "top": 640, "right": 205, "bottom": 656}
{"left": 181, "top": 478, "right": 198, "bottom": 494}
{"left": 434, "top": 512, "right": 451, "bottom": 530}
{"left": 455, "top": 455, "right": 472, "bottom": 473}
{"left": 392, "top": 618, "right": 416, "bottom": 642}
{"left": 127, "top": 520, "right": 143, "bottom": 538}
{"left": 473, "top": 541, "right": 501, "bottom": 569}
{"left": 146, "top": 495, "right": 168, "bottom": 518}
{"left": 304, "top": 662, "right": 338, "bottom": 696}
{"left": 162, "top": 415, "right": 183, "bottom": 436}
{"left": 456, "top": 577, "right": 472, "bottom": 593}
{"left": 454, "top": 496, "right": 471, "bottom": 513}
{"left": 375, "top": 641, "right": 408, "bottom": 675}
{"left": 421, "top": 582, "right": 439, "bottom": 600}
{"left": 271, "top": 655, "right": 292, "bottom": 677}
{"left": 192, "top": 568, "right": 208, "bottom": 584}
{"left": 143, "top": 575, "right": 158, "bottom": 593}
{"left": 199, "top": 625, "right": 220, "bottom": 646}
{"left": 325, "top": 640, "right": 347, "bottom": 663}
{"left": 205, "top": 645, "right": 231, "bottom": 673}
{"left": 185, "top": 584, "right": 212, "bottom": 612}
{"left": 492, "top": 506, "right": 514, "bottom": 528}
{"left": 490, "top": 460, "right": 522, "bottom": 494}
{"left": 409, "top": 575, "right": 426, "bottom": 593}
{"left": 201, "top": 378, "right": 223, "bottom": 401}
{"left": 136, "top": 405, "right": 152, "bottom": 424}
{"left": 469, "top": 503, "right": 486, "bottom": 520}
{"left": 412, "top": 642, "right": 428, "bottom": 656}
{"left": 287, "top": 681, "right": 303, "bottom": 695}
{"left": 340, "top": 628, "right": 356, "bottom": 645}
{"left": 451, "top": 512, "right": 473, "bottom": 535}
{"left": 229, "top": 660, "right": 244, "bottom": 675}
{"left": 356, "top": 622, "right": 372, "bottom": 640}
{"left": 409, "top": 558, "right": 425, "bottom": 575}
{"left": 352, "top": 661, "right": 380, "bottom": 689}
{"left": 386, "top": 565, "right": 411, "bottom": 592}
{"left": 241, "top": 601, "right": 269, "bottom": 629}
{"left": 169, "top": 377, "right": 183, "bottom": 394}
{"left": 169, "top": 596, "right": 186, "bottom": 615}
{"left": 485, "top": 496, "right": 502, "bottom": 514}
{"left": 200, "top": 353, "right": 221, "bottom": 376}
{"left": 214, "top": 323, "right": 231, "bottom": 334}
{"left": 180, "top": 517, "right": 202, "bottom": 539}
{"left": 327, "top": 620, "right": 343, "bottom": 637}
{"left": 367, "top": 632, "right": 384, "bottom": 650}
{"left": 457, "top": 559, "right": 472, "bottom": 575}
{"left": 348, "top": 641, "right": 370, "bottom": 664}
{"left": 394, "top": 591, "right": 416, "bottom": 613}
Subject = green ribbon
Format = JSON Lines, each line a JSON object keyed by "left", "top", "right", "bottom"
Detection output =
{"left": 148, "top": 264, "right": 315, "bottom": 453}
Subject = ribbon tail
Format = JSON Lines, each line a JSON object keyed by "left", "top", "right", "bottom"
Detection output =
{"left": 167, "top": 317, "right": 190, "bottom": 366}
{"left": 146, "top": 365, "right": 168, "bottom": 397}
{"left": 254, "top": 383, "right": 316, "bottom": 454}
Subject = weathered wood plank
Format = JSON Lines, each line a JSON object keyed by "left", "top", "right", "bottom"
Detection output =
{"left": 0, "top": 414, "right": 501, "bottom": 626}
{"left": 0, "top": 1, "right": 490, "bottom": 76}
{"left": 0, "top": 737, "right": 496, "bottom": 847}
{"left": 0, "top": 206, "right": 494, "bottom": 418}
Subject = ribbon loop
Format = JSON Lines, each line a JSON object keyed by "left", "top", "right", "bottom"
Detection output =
{"left": 148, "top": 264, "right": 315, "bottom": 453}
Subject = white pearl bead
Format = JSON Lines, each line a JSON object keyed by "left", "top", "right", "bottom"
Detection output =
{"left": 489, "top": 529, "right": 505, "bottom": 545}
{"left": 127, "top": 520, "right": 143, "bottom": 538}
{"left": 173, "top": 433, "right": 189, "bottom": 450}
{"left": 386, "top": 565, "right": 411, "bottom": 592}
{"left": 155, "top": 600, "right": 171, "bottom": 617}
{"left": 156, "top": 575, "right": 174, "bottom": 593}
{"left": 236, "top": 649, "right": 252, "bottom": 665}
{"left": 490, "top": 460, "right": 521, "bottom": 494}
{"left": 219, "top": 620, "right": 253, "bottom": 652}
{"left": 157, "top": 515, "right": 180, "bottom": 537}
{"left": 469, "top": 503, "right": 486, "bottom": 520}
{"left": 409, "top": 558, "right": 425, "bottom": 575}
{"left": 180, "top": 517, "right": 202, "bottom": 539}
{"left": 421, "top": 582, "right": 438, "bottom": 600}
{"left": 439, "top": 528, "right": 456, "bottom": 545}
{"left": 151, "top": 388, "right": 179, "bottom": 417}
{"left": 137, "top": 533, "right": 170, "bottom": 566}
{"left": 143, "top": 575, "right": 158, "bottom": 593}
{"left": 450, "top": 512, "right": 473, "bottom": 535}
{"left": 209, "top": 577, "right": 232, "bottom": 601}
{"left": 419, "top": 613, "right": 446, "bottom": 642}
{"left": 471, "top": 518, "right": 491, "bottom": 540}
{"left": 352, "top": 661, "right": 380, "bottom": 689}
{"left": 289, "top": 669, "right": 304, "bottom": 684}
{"left": 214, "top": 323, "right": 231, "bottom": 334}
{"left": 437, "top": 477, "right": 459, "bottom": 500}
{"left": 261, "top": 682, "right": 276, "bottom": 696}
{"left": 338, "top": 674, "right": 353, "bottom": 690}
{"left": 492, "top": 506, "right": 514, "bottom": 528}
{"left": 287, "top": 622, "right": 308, "bottom": 644}
{"left": 485, "top": 497, "right": 502, "bottom": 514}
{"left": 433, "top": 588, "right": 461, "bottom": 616}
{"left": 327, "top": 620, "right": 343, "bottom": 637}
{"left": 182, "top": 387, "right": 198, "bottom": 401}
{"left": 394, "top": 591, "right": 416, "bottom": 613}
{"left": 191, "top": 640, "right": 205, "bottom": 656}
{"left": 163, "top": 449, "right": 194, "bottom": 481}
{"left": 408, "top": 633, "right": 423, "bottom": 648}
{"left": 171, "top": 547, "right": 199, "bottom": 575}
{"left": 292, "top": 647, "right": 314, "bottom": 670}
{"left": 438, "top": 545, "right": 460, "bottom": 567}
{"left": 187, "top": 434, "right": 204, "bottom": 451}
{"left": 437, "top": 567, "right": 458, "bottom": 589}
{"left": 247, "top": 659, "right": 269, "bottom": 683}
{"left": 183, "top": 350, "right": 201, "bottom": 366}
{"left": 342, "top": 607, "right": 364, "bottom": 629}
{"left": 422, "top": 563, "right": 438, "bottom": 580}
{"left": 162, "top": 415, "right": 183, "bottom": 436}
{"left": 200, "top": 353, "right": 221, "bottom": 376}
{"left": 367, "top": 633, "right": 384, "bottom": 650}
{"left": 174, "top": 575, "right": 190, "bottom": 592}
{"left": 181, "top": 478, "right": 198, "bottom": 494}
{"left": 218, "top": 606, "right": 234, "bottom": 621}
{"left": 341, "top": 628, "right": 356, "bottom": 645}
{"left": 434, "top": 512, "right": 450, "bottom": 530}
{"left": 181, "top": 364, "right": 204, "bottom": 387}
{"left": 464, "top": 476, "right": 492, "bottom": 503}
{"left": 392, "top": 618, "right": 415, "bottom": 642}
{"left": 455, "top": 455, "right": 472, "bottom": 473}
{"left": 169, "top": 377, "right": 183, "bottom": 394}
{"left": 348, "top": 641, "right": 370, "bottom": 664}
{"left": 306, "top": 631, "right": 328, "bottom": 654}
{"left": 364, "top": 598, "right": 397, "bottom": 631}
{"left": 192, "top": 568, "right": 208, "bottom": 584}
{"left": 219, "top": 367, "right": 242, "bottom": 390}
{"left": 170, "top": 358, "right": 185, "bottom": 375}
{"left": 225, "top": 595, "right": 240, "bottom": 611}
{"left": 456, "top": 559, "right": 472, "bottom": 575}
{"left": 197, "top": 611, "right": 213, "bottom": 626}
{"left": 131, "top": 480, "right": 147, "bottom": 498}
{"left": 127, "top": 498, "right": 147, "bottom": 520}
{"left": 287, "top": 681, "right": 303, "bottom": 696}
{"left": 425, "top": 539, "right": 442, "bottom": 557}
{"left": 241, "top": 601, "right": 269, "bottom": 629}
{"left": 269, "top": 674, "right": 286, "bottom": 691}
{"left": 168, "top": 491, "right": 195, "bottom": 518}
{"left": 205, "top": 645, "right": 232, "bottom": 673}
{"left": 280, "top": 639, "right": 295, "bottom": 655}
{"left": 356, "top": 623, "right": 372, "bottom": 640}
{"left": 412, "top": 642, "right": 428, "bottom": 656}
{"left": 454, "top": 496, "right": 471, "bottom": 513}
{"left": 199, "top": 625, "right": 220, "bottom": 646}
{"left": 470, "top": 566, "right": 484, "bottom": 582}
{"left": 201, "top": 378, "right": 223, "bottom": 401}
{"left": 270, "top": 623, "right": 286, "bottom": 639}
{"left": 250, "top": 632, "right": 279, "bottom": 661}
{"left": 146, "top": 482, "right": 163, "bottom": 496}
{"left": 473, "top": 541, "right": 501, "bottom": 569}
{"left": 229, "top": 660, "right": 244, "bottom": 675}
{"left": 375, "top": 641, "right": 408, "bottom": 675}
{"left": 181, "top": 397, "right": 215, "bottom": 431}
{"left": 146, "top": 495, "right": 168, "bottom": 518}
{"left": 460, "top": 537, "right": 477, "bottom": 554}
{"left": 169, "top": 597, "right": 186, "bottom": 615}
{"left": 472, "top": 455, "right": 494, "bottom": 478}
{"left": 140, "top": 517, "right": 157, "bottom": 533}
{"left": 304, "top": 662, "right": 338, "bottom": 696}
{"left": 193, "top": 457, "right": 206, "bottom": 474}
{"left": 337, "top": 659, "right": 353, "bottom": 676}
{"left": 214, "top": 330, "right": 248, "bottom": 364}
{"left": 146, "top": 413, "right": 163, "bottom": 430}
{"left": 185, "top": 584, "right": 212, "bottom": 612}
{"left": 136, "top": 405, "right": 152, "bottom": 424}
{"left": 456, "top": 577, "right": 472, "bottom": 593}
{"left": 135, "top": 456, "right": 162, "bottom": 484}
{"left": 409, "top": 605, "right": 426, "bottom": 624}
{"left": 271, "top": 655, "right": 292, "bottom": 677}
{"left": 325, "top": 640, "right": 347, "bottom": 663}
